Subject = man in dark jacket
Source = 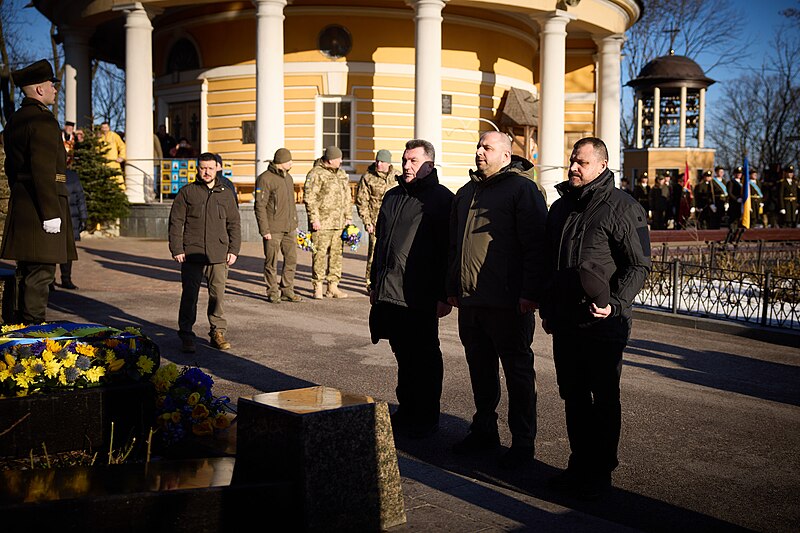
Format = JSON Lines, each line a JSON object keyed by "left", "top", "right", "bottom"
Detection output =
{"left": 54, "top": 169, "right": 87, "bottom": 290}
{"left": 542, "top": 137, "right": 651, "bottom": 499}
{"left": 169, "top": 152, "right": 241, "bottom": 353}
{"left": 369, "top": 139, "right": 453, "bottom": 439}
{"left": 447, "top": 131, "right": 549, "bottom": 468}
{"left": 1, "top": 59, "right": 77, "bottom": 323}
{"left": 255, "top": 148, "right": 301, "bottom": 303}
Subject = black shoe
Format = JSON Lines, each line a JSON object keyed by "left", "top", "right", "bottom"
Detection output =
{"left": 60, "top": 280, "right": 78, "bottom": 290}
{"left": 180, "top": 337, "right": 196, "bottom": 353}
{"left": 49, "top": 282, "right": 56, "bottom": 292}
{"left": 452, "top": 431, "right": 501, "bottom": 454}
{"left": 498, "top": 445, "right": 535, "bottom": 469}
{"left": 280, "top": 293, "right": 303, "bottom": 302}
{"left": 390, "top": 410, "right": 408, "bottom": 429}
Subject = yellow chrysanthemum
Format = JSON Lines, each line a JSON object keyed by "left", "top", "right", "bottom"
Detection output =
{"left": 13, "top": 373, "right": 32, "bottom": 389}
{"left": 192, "top": 419, "right": 214, "bottom": 436}
{"left": 84, "top": 367, "right": 106, "bottom": 383}
{"left": 62, "top": 352, "right": 78, "bottom": 369}
{"left": 187, "top": 392, "right": 200, "bottom": 407}
{"left": 45, "top": 339, "right": 64, "bottom": 353}
{"left": 41, "top": 350, "right": 54, "bottom": 363}
{"left": 58, "top": 370, "right": 68, "bottom": 386}
{"left": 4, "top": 353, "right": 15, "bottom": 366}
{"left": 0, "top": 361, "right": 6, "bottom": 371}
{"left": 0, "top": 369, "right": 11, "bottom": 382}
{"left": 44, "top": 360, "right": 61, "bottom": 379}
{"left": 136, "top": 356, "right": 154, "bottom": 374}
{"left": 75, "top": 343, "right": 97, "bottom": 358}
{"left": 107, "top": 358, "right": 125, "bottom": 372}
{"left": 191, "top": 404, "right": 210, "bottom": 420}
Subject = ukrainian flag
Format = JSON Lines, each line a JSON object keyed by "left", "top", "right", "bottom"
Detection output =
{"left": 742, "top": 156, "right": 751, "bottom": 229}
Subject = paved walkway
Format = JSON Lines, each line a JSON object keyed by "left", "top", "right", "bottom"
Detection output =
{"left": 21, "top": 236, "right": 800, "bottom": 532}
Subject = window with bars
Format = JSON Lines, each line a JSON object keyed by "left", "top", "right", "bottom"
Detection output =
{"left": 321, "top": 98, "right": 352, "bottom": 164}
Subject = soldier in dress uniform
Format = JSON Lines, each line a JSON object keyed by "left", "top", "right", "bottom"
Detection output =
{"left": 727, "top": 166, "right": 744, "bottom": 230}
{"left": 694, "top": 170, "right": 718, "bottom": 229}
{"left": 778, "top": 165, "right": 798, "bottom": 228}
{"left": 1, "top": 59, "right": 77, "bottom": 323}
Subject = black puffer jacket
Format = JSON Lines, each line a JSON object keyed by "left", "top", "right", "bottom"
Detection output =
{"left": 370, "top": 168, "right": 453, "bottom": 308}
{"left": 543, "top": 168, "right": 651, "bottom": 340}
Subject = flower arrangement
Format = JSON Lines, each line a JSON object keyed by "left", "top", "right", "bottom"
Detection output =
{"left": 296, "top": 229, "right": 316, "bottom": 252}
{"left": 341, "top": 224, "right": 362, "bottom": 251}
{"left": 152, "top": 363, "right": 233, "bottom": 446}
{"left": 0, "top": 322, "right": 159, "bottom": 398}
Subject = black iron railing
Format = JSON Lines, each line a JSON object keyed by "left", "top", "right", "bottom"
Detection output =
{"left": 635, "top": 261, "right": 800, "bottom": 330}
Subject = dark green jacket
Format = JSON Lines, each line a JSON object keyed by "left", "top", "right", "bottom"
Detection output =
{"left": 447, "top": 163, "right": 549, "bottom": 309}
{"left": 1, "top": 97, "right": 77, "bottom": 264}
{"left": 254, "top": 162, "right": 297, "bottom": 235}
{"left": 168, "top": 178, "right": 241, "bottom": 264}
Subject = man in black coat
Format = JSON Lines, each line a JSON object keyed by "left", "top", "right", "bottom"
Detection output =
{"left": 1, "top": 59, "right": 77, "bottom": 323}
{"left": 542, "top": 137, "right": 651, "bottom": 499}
{"left": 369, "top": 139, "right": 453, "bottom": 439}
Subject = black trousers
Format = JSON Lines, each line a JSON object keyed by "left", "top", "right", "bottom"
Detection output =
{"left": 16, "top": 261, "right": 56, "bottom": 324}
{"left": 552, "top": 332, "right": 625, "bottom": 477}
{"left": 383, "top": 303, "right": 443, "bottom": 428}
{"left": 458, "top": 306, "right": 536, "bottom": 448}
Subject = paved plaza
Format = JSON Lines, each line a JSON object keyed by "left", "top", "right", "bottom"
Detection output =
{"left": 25, "top": 236, "right": 800, "bottom": 532}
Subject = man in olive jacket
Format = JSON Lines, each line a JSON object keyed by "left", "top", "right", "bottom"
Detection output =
{"left": 1, "top": 59, "right": 77, "bottom": 323}
{"left": 255, "top": 148, "right": 301, "bottom": 303}
{"left": 169, "top": 152, "right": 241, "bottom": 353}
{"left": 447, "top": 131, "right": 549, "bottom": 468}
{"left": 542, "top": 137, "right": 651, "bottom": 499}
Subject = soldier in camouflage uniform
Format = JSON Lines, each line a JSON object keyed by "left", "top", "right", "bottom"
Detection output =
{"left": 304, "top": 146, "right": 352, "bottom": 299}
{"left": 356, "top": 149, "right": 398, "bottom": 293}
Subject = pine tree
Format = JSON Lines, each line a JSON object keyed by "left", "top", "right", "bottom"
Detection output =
{"left": 71, "top": 130, "right": 130, "bottom": 230}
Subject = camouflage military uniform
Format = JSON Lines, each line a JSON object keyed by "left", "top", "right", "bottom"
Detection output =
{"left": 356, "top": 162, "right": 398, "bottom": 290}
{"left": 304, "top": 159, "right": 351, "bottom": 285}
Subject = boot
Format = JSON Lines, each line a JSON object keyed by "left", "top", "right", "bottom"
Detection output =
{"left": 325, "top": 281, "right": 348, "bottom": 299}
{"left": 60, "top": 278, "right": 78, "bottom": 290}
{"left": 312, "top": 283, "right": 324, "bottom": 300}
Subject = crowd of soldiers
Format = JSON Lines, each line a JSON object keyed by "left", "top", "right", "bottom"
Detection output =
{"left": 625, "top": 164, "right": 798, "bottom": 230}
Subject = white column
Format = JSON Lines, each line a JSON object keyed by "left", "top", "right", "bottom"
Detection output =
{"left": 409, "top": 0, "right": 446, "bottom": 162}
{"left": 61, "top": 27, "right": 92, "bottom": 127}
{"left": 254, "top": 0, "right": 286, "bottom": 175}
{"left": 652, "top": 86, "right": 660, "bottom": 148}
{"left": 636, "top": 94, "right": 643, "bottom": 149}
{"left": 538, "top": 11, "right": 573, "bottom": 204}
{"left": 117, "top": 3, "right": 154, "bottom": 204}
{"left": 679, "top": 85, "right": 687, "bottom": 147}
{"left": 594, "top": 34, "right": 624, "bottom": 175}
{"left": 698, "top": 87, "right": 706, "bottom": 148}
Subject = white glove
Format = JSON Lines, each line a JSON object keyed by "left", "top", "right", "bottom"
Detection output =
{"left": 710, "top": 205, "right": 717, "bottom": 213}
{"left": 780, "top": 209, "right": 786, "bottom": 215}
{"left": 690, "top": 207, "right": 696, "bottom": 213}
{"left": 43, "top": 218, "right": 61, "bottom": 234}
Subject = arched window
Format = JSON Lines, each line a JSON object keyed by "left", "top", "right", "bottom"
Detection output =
{"left": 166, "top": 38, "right": 199, "bottom": 73}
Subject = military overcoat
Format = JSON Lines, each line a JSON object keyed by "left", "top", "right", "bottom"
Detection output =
{"left": 1, "top": 97, "right": 77, "bottom": 264}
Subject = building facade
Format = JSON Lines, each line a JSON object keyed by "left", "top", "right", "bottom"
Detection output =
{"left": 34, "top": 0, "right": 641, "bottom": 202}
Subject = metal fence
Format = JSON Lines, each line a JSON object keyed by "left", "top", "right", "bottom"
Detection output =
{"left": 635, "top": 260, "right": 800, "bottom": 330}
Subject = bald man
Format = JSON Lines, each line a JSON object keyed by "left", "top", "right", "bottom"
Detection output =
{"left": 447, "top": 131, "right": 550, "bottom": 468}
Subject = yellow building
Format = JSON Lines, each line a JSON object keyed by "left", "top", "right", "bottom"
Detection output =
{"left": 35, "top": 0, "right": 641, "bottom": 202}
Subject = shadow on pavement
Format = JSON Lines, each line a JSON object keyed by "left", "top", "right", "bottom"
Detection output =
{"left": 626, "top": 338, "right": 800, "bottom": 406}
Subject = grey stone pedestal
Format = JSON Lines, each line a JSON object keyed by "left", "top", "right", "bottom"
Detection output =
{"left": 234, "top": 386, "right": 406, "bottom": 532}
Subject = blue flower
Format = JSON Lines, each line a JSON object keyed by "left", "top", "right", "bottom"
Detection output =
{"left": 75, "top": 355, "right": 91, "bottom": 370}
